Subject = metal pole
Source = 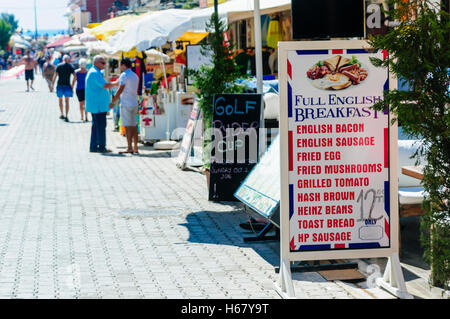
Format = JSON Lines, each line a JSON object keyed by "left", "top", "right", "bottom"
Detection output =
{"left": 253, "top": 0, "right": 263, "bottom": 94}
{"left": 96, "top": 0, "right": 100, "bottom": 23}
{"left": 34, "top": 0, "right": 38, "bottom": 39}
{"left": 214, "top": 0, "right": 218, "bottom": 16}
{"left": 159, "top": 46, "right": 170, "bottom": 140}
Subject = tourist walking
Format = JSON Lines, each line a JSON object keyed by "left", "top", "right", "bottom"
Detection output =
{"left": 42, "top": 56, "right": 56, "bottom": 92}
{"left": 21, "top": 51, "right": 36, "bottom": 91}
{"left": 85, "top": 55, "right": 118, "bottom": 153}
{"left": 72, "top": 58, "right": 89, "bottom": 122}
{"left": 52, "top": 55, "right": 75, "bottom": 122}
{"left": 109, "top": 58, "right": 140, "bottom": 154}
{"left": 37, "top": 53, "right": 46, "bottom": 74}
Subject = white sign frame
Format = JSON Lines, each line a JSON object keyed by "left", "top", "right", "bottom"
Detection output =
{"left": 276, "top": 40, "right": 411, "bottom": 299}
{"left": 176, "top": 100, "right": 201, "bottom": 170}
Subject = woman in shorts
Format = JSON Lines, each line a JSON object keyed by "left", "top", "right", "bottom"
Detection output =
{"left": 72, "top": 58, "right": 89, "bottom": 122}
{"left": 42, "top": 57, "right": 56, "bottom": 92}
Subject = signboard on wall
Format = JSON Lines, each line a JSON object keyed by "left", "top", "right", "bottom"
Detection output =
{"left": 276, "top": 40, "right": 410, "bottom": 299}
{"left": 209, "top": 93, "right": 262, "bottom": 201}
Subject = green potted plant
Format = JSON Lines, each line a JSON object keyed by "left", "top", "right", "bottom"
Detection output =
{"left": 369, "top": 0, "right": 449, "bottom": 289}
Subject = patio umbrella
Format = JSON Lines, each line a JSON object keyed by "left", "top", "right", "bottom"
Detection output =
{"left": 10, "top": 35, "right": 32, "bottom": 49}
{"left": 111, "top": 9, "right": 195, "bottom": 53}
{"left": 63, "top": 38, "right": 83, "bottom": 47}
{"left": 90, "top": 13, "right": 148, "bottom": 41}
{"left": 145, "top": 48, "right": 171, "bottom": 64}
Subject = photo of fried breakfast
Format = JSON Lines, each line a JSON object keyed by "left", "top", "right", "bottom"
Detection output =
{"left": 306, "top": 55, "right": 368, "bottom": 90}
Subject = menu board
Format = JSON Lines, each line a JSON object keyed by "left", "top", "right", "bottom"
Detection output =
{"left": 284, "top": 46, "right": 391, "bottom": 252}
{"left": 234, "top": 135, "right": 280, "bottom": 218}
{"left": 209, "top": 94, "right": 262, "bottom": 201}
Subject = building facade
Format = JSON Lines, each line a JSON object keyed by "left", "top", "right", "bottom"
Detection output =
{"left": 67, "top": 0, "right": 130, "bottom": 32}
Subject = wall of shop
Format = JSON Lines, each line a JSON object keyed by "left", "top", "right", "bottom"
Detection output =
{"left": 85, "top": 0, "right": 129, "bottom": 22}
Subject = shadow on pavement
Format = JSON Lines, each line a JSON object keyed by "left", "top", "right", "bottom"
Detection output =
{"left": 132, "top": 152, "right": 172, "bottom": 158}
{"left": 179, "top": 212, "right": 435, "bottom": 288}
{"left": 100, "top": 153, "right": 126, "bottom": 157}
{"left": 180, "top": 210, "right": 280, "bottom": 268}
{"left": 67, "top": 121, "right": 89, "bottom": 124}
{"left": 400, "top": 216, "right": 429, "bottom": 270}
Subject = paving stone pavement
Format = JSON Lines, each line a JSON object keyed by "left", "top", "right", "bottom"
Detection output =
{"left": 0, "top": 75, "right": 391, "bottom": 299}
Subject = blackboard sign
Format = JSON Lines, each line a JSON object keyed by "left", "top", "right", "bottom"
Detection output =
{"left": 209, "top": 93, "right": 262, "bottom": 201}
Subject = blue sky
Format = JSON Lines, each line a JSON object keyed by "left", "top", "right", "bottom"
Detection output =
{"left": 0, "top": 0, "right": 68, "bottom": 32}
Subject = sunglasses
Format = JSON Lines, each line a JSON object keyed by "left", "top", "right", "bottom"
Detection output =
{"left": 99, "top": 61, "right": 106, "bottom": 65}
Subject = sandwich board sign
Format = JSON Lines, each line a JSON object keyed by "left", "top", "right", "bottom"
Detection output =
{"left": 209, "top": 93, "right": 262, "bottom": 201}
{"left": 234, "top": 134, "right": 280, "bottom": 220}
{"left": 176, "top": 100, "right": 201, "bottom": 170}
{"left": 276, "top": 40, "right": 411, "bottom": 299}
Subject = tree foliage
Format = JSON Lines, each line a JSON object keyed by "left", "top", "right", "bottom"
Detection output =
{"left": 0, "top": 18, "right": 12, "bottom": 51}
{"left": 189, "top": 12, "right": 246, "bottom": 168}
{"left": 0, "top": 13, "right": 18, "bottom": 33}
{"left": 368, "top": 0, "right": 449, "bottom": 289}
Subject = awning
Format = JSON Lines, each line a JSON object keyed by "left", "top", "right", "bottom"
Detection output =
{"left": 87, "top": 23, "right": 101, "bottom": 29}
{"left": 109, "top": 0, "right": 290, "bottom": 53}
{"left": 10, "top": 35, "right": 32, "bottom": 48}
{"left": 190, "top": 0, "right": 291, "bottom": 31}
{"left": 46, "top": 36, "right": 73, "bottom": 48}
{"left": 177, "top": 32, "right": 208, "bottom": 45}
{"left": 111, "top": 9, "right": 195, "bottom": 52}
{"left": 172, "top": 32, "right": 209, "bottom": 55}
{"left": 62, "top": 45, "right": 88, "bottom": 52}
{"left": 90, "top": 13, "right": 149, "bottom": 41}
{"left": 63, "top": 38, "right": 83, "bottom": 47}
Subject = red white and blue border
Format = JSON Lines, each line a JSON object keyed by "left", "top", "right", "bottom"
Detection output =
{"left": 279, "top": 40, "right": 399, "bottom": 261}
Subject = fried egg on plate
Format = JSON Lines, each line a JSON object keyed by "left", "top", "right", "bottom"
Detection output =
{"left": 312, "top": 73, "right": 351, "bottom": 90}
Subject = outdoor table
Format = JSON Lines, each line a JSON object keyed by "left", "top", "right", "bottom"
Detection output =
{"left": 401, "top": 165, "right": 424, "bottom": 181}
{"left": 399, "top": 165, "right": 425, "bottom": 217}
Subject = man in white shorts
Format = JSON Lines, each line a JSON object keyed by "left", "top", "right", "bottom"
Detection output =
{"left": 109, "top": 57, "right": 140, "bottom": 154}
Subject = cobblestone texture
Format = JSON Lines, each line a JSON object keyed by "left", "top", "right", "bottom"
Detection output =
{"left": 0, "top": 76, "right": 386, "bottom": 299}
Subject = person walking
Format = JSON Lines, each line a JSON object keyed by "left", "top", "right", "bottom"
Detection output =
{"left": 42, "top": 56, "right": 56, "bottom": 92}
{"left": 109, "top": 58, "right": 140, "bottom": 154}
{"left": 37, "top": 53, "right": 46, "bottom": 74}
{"left": 6, "top": 55, "right": 13, "bottom": 69}
{"left": 52, "top": 55, "right": 75, "bottom": 122}
{"left": 72, "top": 58, "right": 89, "bottom": 122}
{"left": 21, "top": 51, "right": 36, "bottom": 91}
{"left": 85, "top": 55, "right": 118, "bottom": 153}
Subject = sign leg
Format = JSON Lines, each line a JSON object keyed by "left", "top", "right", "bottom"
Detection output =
{"left": 274, "top": 258, "right": 296, "bottom": 298}
{"left": 376, "top": 252, "right": 413, "bottom": 299}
